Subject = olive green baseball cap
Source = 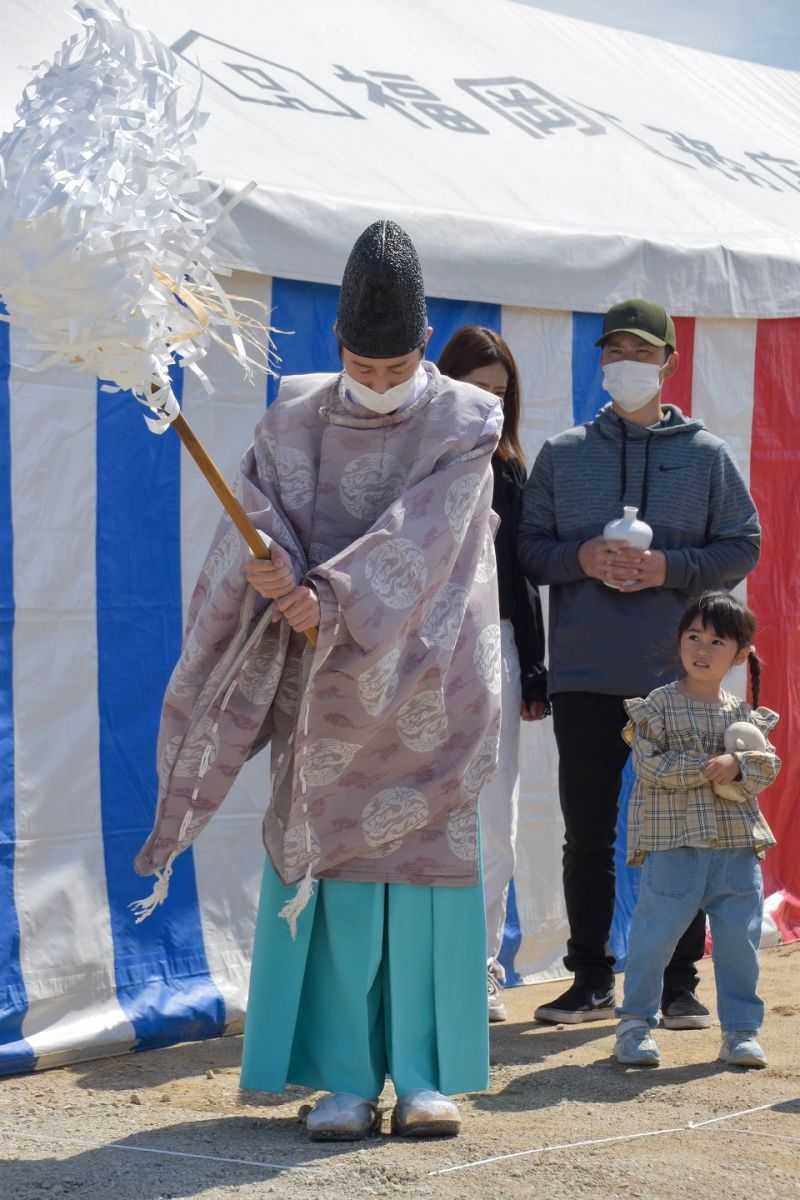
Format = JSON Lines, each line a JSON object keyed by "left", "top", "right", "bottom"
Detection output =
{"left": 596, "top": 298, "right": 676, "bottom": 349}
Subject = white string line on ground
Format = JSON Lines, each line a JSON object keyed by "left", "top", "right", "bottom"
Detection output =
{"left": 705, "top": 1126, "right": 800, "bottom": 1145}
{"left": 428, "top": 1096, "right": 800, "bottom": 1176}
{"left": 0, "top": 1129, "right": 325, "bottom": 1174}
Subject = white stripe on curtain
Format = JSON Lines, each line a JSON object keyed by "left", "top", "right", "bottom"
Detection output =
{"left": 692, "top": 318, "right": 758, "bottom": 700}
{"left": 501, "top": 306, "right": 573, "bottom": 983}
{"left": 9, "top": 346, "right": 135, "bottom": 1063}
{"left": 692, "top": 318, "right": 757, "bottom": 488}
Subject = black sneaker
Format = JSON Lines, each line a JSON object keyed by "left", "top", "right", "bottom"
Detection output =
{"left": 534, "top": 982, "right": 615, "bottom": 1024}
{"left": 661, "top": 989, "right": 712, "bottom": 1030}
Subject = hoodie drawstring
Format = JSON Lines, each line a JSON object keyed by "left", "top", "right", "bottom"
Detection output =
{"left": 618, "top": 418, "right": 628, "bottom": 500}
{"left": 640, "top": 433, "right": 653, "bottom": 518}
{"left": 616, "top": 416, "right": 653, "bottom": 518}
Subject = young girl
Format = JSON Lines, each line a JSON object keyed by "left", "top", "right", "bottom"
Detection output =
{"left": 615, "top": 590, "right": 780, "bottom": 1069}
{"left": 438, "top": 326, "right": 548, "bottom": 1022}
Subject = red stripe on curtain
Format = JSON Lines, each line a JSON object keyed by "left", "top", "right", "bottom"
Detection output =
{"left": 749, "top": 318, "right": 800, "bottom": 930}
{"left": 668, "top": 316, "right": 695, "bottom": 416}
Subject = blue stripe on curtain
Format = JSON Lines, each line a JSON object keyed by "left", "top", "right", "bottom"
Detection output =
{"left": 96, "top": 367, "right": 225, "bottom": 1048}
{"left": 0, "top": 309, "right": 35, "bottom": 1073}
{"left": 267, "top": 278, "right": 501, "bottom": 400}
{"left": 267, "top": 280, "right": 341, "bottom": 404}
{"left": 498, "top": 877, "right": 523, "bottom": 986}
{"left": 571, "top": 311, "right": 607, "bottom": 424}
{"left": 610, "top": 762, "right": 640, "bottom": 970}
{"left": 426, "top": 298, "right": 502, "bottom": 362}
{"left": 571, "top": 311, "right": 640, "bottom": 971}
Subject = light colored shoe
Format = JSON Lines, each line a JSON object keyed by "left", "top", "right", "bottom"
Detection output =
{"left": 304, "top": 1092, "right": 380, "bottom": 1141}
{"left": 614, "top": 1019, "right": 661, "bottom": 1067}
{"left": 391, "top": 1089, "right": 461, "bottom": 1137}
{"left": 719, "top": 1030, "right": 767, "bottom": 1069}
{"left": 488, "top": 963, "right": 507, "bottom": 1023}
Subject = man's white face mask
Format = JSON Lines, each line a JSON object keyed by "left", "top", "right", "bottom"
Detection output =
{"left": 601, "top": 360, "right": 664, "bottom": 413}
{"left": 343, "top": 366, "right": 422, "bottom": 414}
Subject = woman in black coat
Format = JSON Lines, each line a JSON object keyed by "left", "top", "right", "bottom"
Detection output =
{"left": 438, "top": 326, "right": 548, "bottom": 1022}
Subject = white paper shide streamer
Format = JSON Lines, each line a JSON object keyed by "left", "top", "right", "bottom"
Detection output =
{"left": 0, "top": 1, "right": 271, "bottom": 422}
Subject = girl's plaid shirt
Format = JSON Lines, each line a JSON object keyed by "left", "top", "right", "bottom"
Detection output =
{"left": 623, "top": 683, "right": 779, "bottom": 865}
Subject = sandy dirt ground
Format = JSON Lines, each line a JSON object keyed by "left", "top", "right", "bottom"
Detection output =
{"left": 1, "top": 943, "right": 798, "bottom": 1200}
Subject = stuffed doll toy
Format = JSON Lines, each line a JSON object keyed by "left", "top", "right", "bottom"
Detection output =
{"left": 713, "top": 721, "right": 768, "bottom": 802}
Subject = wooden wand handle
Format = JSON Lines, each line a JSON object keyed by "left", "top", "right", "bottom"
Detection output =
{"left": 171, "top": 411, "right": 318, "bottom": 646}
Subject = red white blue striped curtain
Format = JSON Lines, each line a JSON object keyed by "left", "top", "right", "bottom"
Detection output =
{"left": 1, "top": 276, "right": 797, "bottom": 1073}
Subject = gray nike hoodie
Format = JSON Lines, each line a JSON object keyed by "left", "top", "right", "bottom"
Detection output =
{"left": 518, "top": 402, "right": 761, "bottom": 697}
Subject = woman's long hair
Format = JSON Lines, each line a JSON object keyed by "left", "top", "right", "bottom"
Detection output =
{"left": 437, "top": 325, "right": 525, "bottom": 465}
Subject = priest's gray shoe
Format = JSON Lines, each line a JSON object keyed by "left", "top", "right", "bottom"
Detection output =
{"left": 304, "top": 1092, "right": 380, "bottom": 1141}
{"left": 391, "top": 1089, "right": 461, "bottom": 1137}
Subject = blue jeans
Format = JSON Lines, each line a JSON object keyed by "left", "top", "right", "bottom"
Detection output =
{"left": 619, "top": 848, "right": 764, "bottom": 1032}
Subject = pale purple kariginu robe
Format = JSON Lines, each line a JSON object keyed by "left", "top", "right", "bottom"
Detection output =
{"left": 134, "top": 363, "right": 502, "bottom": 904}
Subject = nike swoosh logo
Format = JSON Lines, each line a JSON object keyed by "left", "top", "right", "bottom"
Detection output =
{"left": 658, "top": 464, "right": 687, "bottom": 472}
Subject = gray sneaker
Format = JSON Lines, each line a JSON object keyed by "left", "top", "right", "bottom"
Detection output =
{"left": 719, "top": 1030, "right": 767, "bottom": 1069}
{"left": 614, "top": 1019, "right": 661, "bottom": 1066}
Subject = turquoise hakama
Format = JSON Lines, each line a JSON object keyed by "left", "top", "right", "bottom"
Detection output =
{"left": 241, "top": 863, "right": 489, "bottom": 1100}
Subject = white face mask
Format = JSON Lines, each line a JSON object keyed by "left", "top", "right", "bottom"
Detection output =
{"left": 343, "top": 365, "right": 423, "bottom": 414}
{"left": 601, "top": 360, "right": 663, "bottom": 413}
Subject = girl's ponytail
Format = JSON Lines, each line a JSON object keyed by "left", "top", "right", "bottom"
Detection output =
{"left": 748, "top": 648, "right": 762, "bottom": 709}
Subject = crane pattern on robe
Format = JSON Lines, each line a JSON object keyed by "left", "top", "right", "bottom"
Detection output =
{"left": 134, "top": 364, "right": 503, "bottom": 915}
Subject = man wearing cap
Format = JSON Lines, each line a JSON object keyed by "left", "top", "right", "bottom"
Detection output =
{"left": 135, "top": 221, "right": 503, "bottom": 1139}
{"left": 518, "top": 298, "right": 761, "bottom": 1026}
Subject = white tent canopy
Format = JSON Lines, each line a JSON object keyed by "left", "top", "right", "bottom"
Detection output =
{"left": 4, "top": 0, "right": 800, "bottom": 316}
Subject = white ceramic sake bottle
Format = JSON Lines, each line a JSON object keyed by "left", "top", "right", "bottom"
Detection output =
{"left": 602, "top": 506, "right": 653, "bottom": 589}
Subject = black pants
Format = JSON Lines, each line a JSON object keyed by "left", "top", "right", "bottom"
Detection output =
{"left": 551, "top": 692, "right": 706, "bottom": 994}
